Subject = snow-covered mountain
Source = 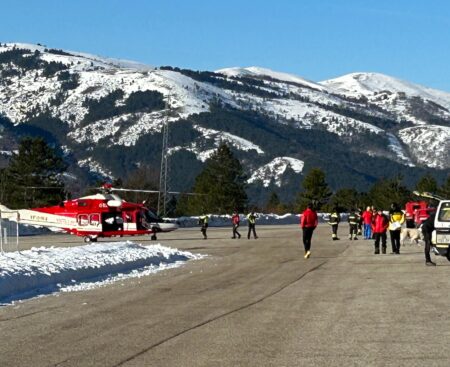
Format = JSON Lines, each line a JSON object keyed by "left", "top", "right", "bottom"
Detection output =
{"left": 0, "top": 43, "right": 448, "bottom": 201}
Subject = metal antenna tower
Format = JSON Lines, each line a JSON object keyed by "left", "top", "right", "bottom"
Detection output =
{"left": 157, "top": 97, "right": 170, "bottom": 217}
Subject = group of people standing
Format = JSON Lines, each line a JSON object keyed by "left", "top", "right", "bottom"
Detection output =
{"left": 300, "top": 203, "right": 436, "bottom": 266}
{"left": 198, "top": 211, "right": 258, "bottom": 240}
{"left": 326, "top": 205, "right": 406, "bottom": 254}
{"left": 231, "top": 211, "right": 258, "bottom": 239}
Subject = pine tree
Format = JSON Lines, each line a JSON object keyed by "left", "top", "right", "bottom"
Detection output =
{"left": 328, "top": 188, "right": 361, "bottom": 212}
{"left": 368, "top": 176, "right": 411, "bottom": 210}
{"left": 0, "top": 137, "right": 66, "bottom": 208}
{"left": 119, "top": 164, "right": 160, "bottom": 208}
{"left": 415, "top": 174, "right": 438, "bottom": 194}
{"left": 439, "top": 175, "right": 450, "bottom": 199}
{"left": 265, "top": 191, "right": 281, "bottom": 214}
{"left": 186, "top": 143, "right": 247, "bottom": 214}
{"left": 296, "top": 168, "right": 331, "bottom": 211}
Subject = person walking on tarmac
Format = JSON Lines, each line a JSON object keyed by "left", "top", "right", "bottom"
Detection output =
{"left": 357, "top": 208, "right": 363, "bottom": 236}
{"left": 420, "top": 212, "right": 437, "bottom": 266}
{"left": 348, "top": 209, "right": 359, "bottom": 240}
{"left": 388, "top": 203, "right": 405, "bottom": 254}
{"left": 231, "top": 211, "right": 241, "bottom": 239}
{"left": 301, "top": 203, "right": 318, "bottom": 259}
{"left": 362, "top": 206, "right": 373, "bottom": 240}
{"left": 247, "top": 211, "right": 258, "bottom": 239}
{"left": 372, "top": 208, "right": 389, "bottom": 254}
{"left": 328, "top": 207, "right": 341, "bottom": 240}
{"left": 199, "top": 214, "right": 209, "bottom": 240}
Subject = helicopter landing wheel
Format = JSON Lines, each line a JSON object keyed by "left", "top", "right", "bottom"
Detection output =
{"left": 151, "top": 234, "right": 157, "bottom": 241}
{"left": 84, "top": 236, "right": 98, "bottom": 243}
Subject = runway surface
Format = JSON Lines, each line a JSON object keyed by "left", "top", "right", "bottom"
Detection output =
{"left": 1, "top": 224, "right": 449, "bottom": 367}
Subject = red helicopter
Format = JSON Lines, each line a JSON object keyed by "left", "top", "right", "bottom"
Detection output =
{"left": 0, "top": 184, "right": 179, "bottom": 242}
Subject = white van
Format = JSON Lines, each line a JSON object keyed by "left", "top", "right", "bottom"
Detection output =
{"left": 432, "top": 200, "right": 450, "bottom": 259}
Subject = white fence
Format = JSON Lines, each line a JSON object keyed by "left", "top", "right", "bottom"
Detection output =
{"left": 0, "top": 210, "right": 19, "bottom": 254}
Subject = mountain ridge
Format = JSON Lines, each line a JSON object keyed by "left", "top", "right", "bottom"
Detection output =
{"left": 0, "top": 42, "right": 448, "bottom": 203}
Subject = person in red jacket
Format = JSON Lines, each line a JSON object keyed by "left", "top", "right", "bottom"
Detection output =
{"left": 371, "top": 208, "right": 389, "bottom": 254}
{"left": 231, "top": 211, "right": 241, "bottom": 239}
{"left": 300, "top": 203, "right": 318, "bottom": 259}
{"left": 361, "top": 206, "right": 373, "bottom": 240}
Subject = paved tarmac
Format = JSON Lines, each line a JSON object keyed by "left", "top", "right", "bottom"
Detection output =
{"left": 1, "top": 224, "right": 449, "bottom": 367}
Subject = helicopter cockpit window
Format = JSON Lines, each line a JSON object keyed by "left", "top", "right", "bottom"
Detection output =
{"left": 77, "top": 201, "right": 88, "bottom": 207}
{"left": 78, "top": 214, "right": 89, "bottom": 226}
{"left": 144, "top": 209, "right": 161, "bottom": 223}
{"left": 438, "top": 202, "right": 450, "bottom": 222}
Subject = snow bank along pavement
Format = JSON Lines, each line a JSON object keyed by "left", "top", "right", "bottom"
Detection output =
{"left": 176, "top": 212, "right": 332, "bottom": 227}
{"left": 0, "top": 242, "right": 203, "bottom": 305}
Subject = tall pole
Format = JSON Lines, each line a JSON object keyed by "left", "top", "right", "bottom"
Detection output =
{"left": 157, "top": 96, "right": 170, "bottom": 217}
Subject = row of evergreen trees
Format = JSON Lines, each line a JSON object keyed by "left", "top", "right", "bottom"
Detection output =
{"left": 0, "top": 137, "right": 66, "bottom": 208}
{"left": 0, "top": 138, "right": 448, "bottom": 214}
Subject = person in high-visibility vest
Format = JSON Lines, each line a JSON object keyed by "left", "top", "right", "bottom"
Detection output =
{"left": 388, "top": 203, "right": 405, "bottom": 254}
{"left": 199, "top": 214, "right": 209, "bottom": 239}
{"left": 328, "top": 208, "right": 340, "bottom": 240}
{"left": 348, "top": 209, "right": 359, "bottom": 240}
{"left": 247, "top": 211, "right": 258, "bottom": 239}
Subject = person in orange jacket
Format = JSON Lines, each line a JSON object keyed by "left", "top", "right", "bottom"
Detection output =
{"left": 300, "top": 203, "right": 318, "bottom": 259}
{"left": 372, "top": 208, "right": 389, "bottom": 254}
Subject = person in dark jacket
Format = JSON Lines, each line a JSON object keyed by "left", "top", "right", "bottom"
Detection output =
{"left": 357, "top": 208, "right": 363, "bottom": 235}
{"left": 421, "top": 212, "right": 436, "bottom": 266}
{"left": 328, "top": 207, "right": 340, "bottom": 240}
{"left": 300, "top": 203, "right": 318, "bottom": 259}
{"left": 348, "top": 209, "right": 359, "bottom": 240}
{"left": 372, "top": 208, "right": 389, "bottom": 254}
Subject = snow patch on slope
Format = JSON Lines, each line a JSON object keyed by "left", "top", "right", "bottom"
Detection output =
{"left": 78, "top": 158, "right": 114, "bottom": 179}
{"left": 168, "top": 126, "right": 265, "bottom": 162}
{"left": 195, "top": 125, "right": 264, "bottom": 154}
{"left": 248, "top": 96, "right": 384, "bottom": 136}
{"left": 386, "top": 133, "right": 415, "bottom": 166}
{"left": 398, "top": 125, "right": 450, "bottom": 169}
{"left": 217, "top": 66, "right": 326, "bottom": 91}
{"left": 321, "top": 72, "right": 450, "bottom": 112}
{"left": 248, "top": 157, "right": 304, "bottom": 187}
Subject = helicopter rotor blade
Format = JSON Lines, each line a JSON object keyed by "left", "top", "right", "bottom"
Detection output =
{"left": 109, "top": 188, "right": 203, "bottom": 196}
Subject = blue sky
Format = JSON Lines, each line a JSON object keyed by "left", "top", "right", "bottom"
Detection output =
{"left": 2, "top": 0, "right": 450, "bottom": 91}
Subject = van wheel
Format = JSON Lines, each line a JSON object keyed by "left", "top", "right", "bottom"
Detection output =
{"left": 446, "top": 248, "right": 450, "bottom": 261}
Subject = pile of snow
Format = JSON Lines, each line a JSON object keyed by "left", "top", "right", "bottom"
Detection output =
{"left": 0, "top": 242, "right": 202, "bottom": 305}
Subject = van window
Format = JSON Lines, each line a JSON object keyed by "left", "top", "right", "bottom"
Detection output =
{"left": 438, "top": 202, "right": 450, "bottom": 222}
